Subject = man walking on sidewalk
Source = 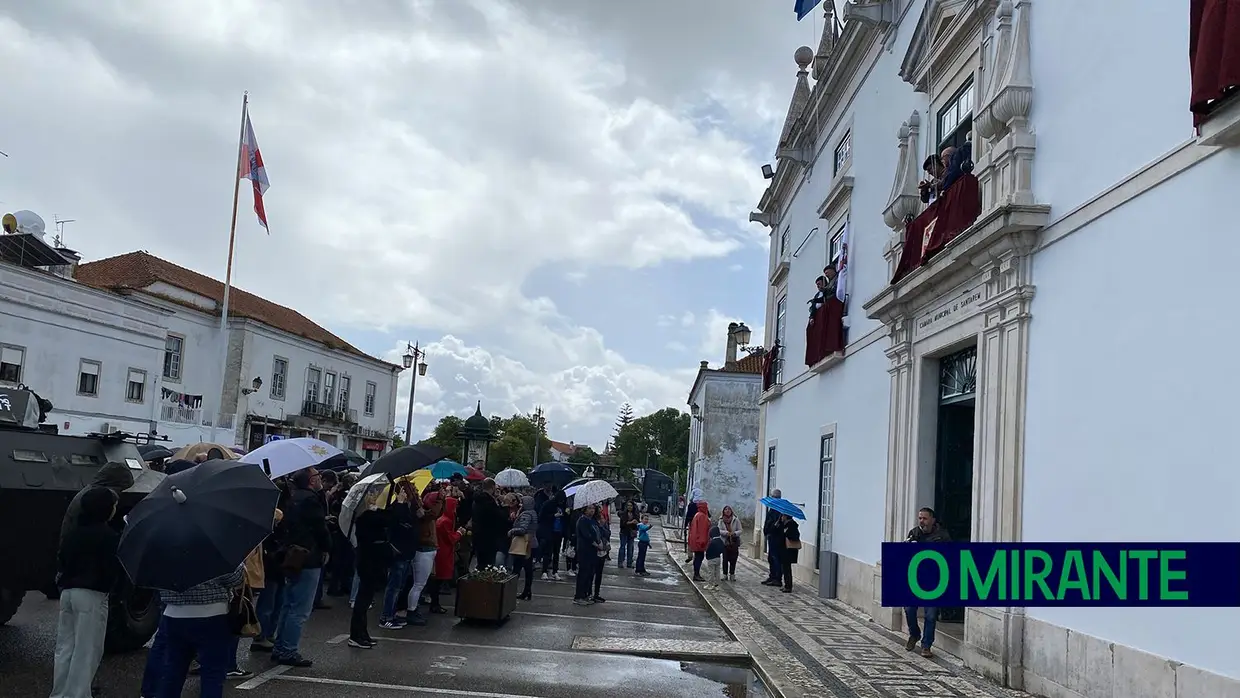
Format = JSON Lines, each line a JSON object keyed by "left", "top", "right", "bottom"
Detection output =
{"left": 903, "top": 506, "right": 951, "bottom": 657}
{"left": 761, "top": 489, "right": 783, "bottom": 586}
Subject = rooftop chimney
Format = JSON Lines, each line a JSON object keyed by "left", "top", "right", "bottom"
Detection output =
{"left": 699, "top": 360, "right": 709, "bottom": 370}
{"left": 724, "top": 322, "right": 740, "bottom": 367}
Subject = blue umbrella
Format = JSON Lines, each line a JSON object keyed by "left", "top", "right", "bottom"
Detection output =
{"left": 423, "top": 460, "right": 468, "bottom": 480}
{"left": 529, "top": 462, "right": 576, "bottom": 487}
{"left": 760, "top": 496, "right": 806, "bottom": 520}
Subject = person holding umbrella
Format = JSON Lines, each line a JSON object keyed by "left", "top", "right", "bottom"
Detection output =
{"left": 777, "top": 513, "right": 802, "bottom": 593}
{"left": 347, "top": 492, "right": 390, "bottom": 648}
{"left": 119, "top": 459, "right": 280, "bottom": 698}
{"left": 271, "top": 468, "right": 330, "bottom": 666}
{"left": 572, "top": 503, "right": 601, "bottom": 605}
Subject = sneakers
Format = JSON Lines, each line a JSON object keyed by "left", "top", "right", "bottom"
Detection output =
{"left": 226, "top": 669, "right": 254, "bottom": 679}
{"left": 573, "top": 598, "right": 592, "bottom": 606}
{"left": 905, "top": 636, "right": 920, "bottom": 651}
{"left": 551, "top": 572, "right": 561, "bottom": 581}
{"left": 921, "top": 647, "right": 934, "bottom": 658}
{"left": 250, "top": 638, "right": 274, "bottom": 652}
{"left": 404, "top": 611, "right": 427, "bottom": 626}
{"left": 379, "top": 619, "right": 406, "bottom": 630}
{"left": 591, "top": 595, "right": 605, "bottom": 603}
{"left": 347, "top": 638, "right": 375, "bottom": 649}
{"left": 272, "top": 654, "right": 313, "bottom": 668}
{"left": 541, "top": 573, "right": 552, "bottom": 581}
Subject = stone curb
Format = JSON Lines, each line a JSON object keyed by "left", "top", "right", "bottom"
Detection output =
{"left": 571, "top": 637, "right": 749, "bottom": 663}
{"left": 659, "top": 536, "right": 803, "bottom": 698}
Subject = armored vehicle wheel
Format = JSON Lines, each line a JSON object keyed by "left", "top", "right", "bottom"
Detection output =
{"left": 104, "top": 583, "right": 160, "bottom": 653}
{"left": 649, "top": 502, "right": 664, "bottom": 515}
{"left": 0, "top": 588, "right": 25, "bottom": 626}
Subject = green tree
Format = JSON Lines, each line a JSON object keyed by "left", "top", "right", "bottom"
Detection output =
{"left": 612, "top": 407, "right": 690, "bottom": 482}
{"left": 489, "top": 432, "right": 534, "bottom": 471}
{"left": 614, "top": 403, "right": 634, "bottom": 439}
{"left": 416, "top": 415, "right": 464, "bottom": 459}
{"left": 572, "top": 444, "right": 601, "bottom": 465}
{"left": 391, "top": 432, "right": 406, "bottom": 449}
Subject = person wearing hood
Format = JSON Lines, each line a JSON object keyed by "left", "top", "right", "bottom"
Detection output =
{"left": 507, "top": 496, "right": 539, "bottom": 600}
{"left": 272, "top": 467, "right": 329, "bottom": 667}
{"left": 348, "top": 495, "right": 390, "bottom": 649}
{"left": 704, "top": 524, "right": 726, "bottom": 590}
{"left": 536, "top": 490, "right": 566, "bottom": 581}
{"left": 431, "top": 496, "right": 464, "bottom": 614}
{"left": 572, "top": 504, "right": 601, "bottom": 605}
{"left": 688, "top": 501, "right": 712, "bottom": 582}
{"left": 682, "top": 488, "right": 702, "bottom": 562}
{"left": 59, "top": 461, "right": 133, "bottom": 547}
{"left": 51, "top": 486, "right": 120, "bottom": 698}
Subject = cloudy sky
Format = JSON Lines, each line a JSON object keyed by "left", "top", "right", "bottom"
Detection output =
{"left": 1, "top": 0, "right": 830, "bottom": 448}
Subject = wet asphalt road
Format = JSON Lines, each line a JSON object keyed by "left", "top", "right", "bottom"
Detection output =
{"left": 0, "top": 519, "right": 764, "bottom": 697}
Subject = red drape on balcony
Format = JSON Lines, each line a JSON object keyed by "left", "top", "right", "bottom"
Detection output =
{"left": 762, "top": 343, "right": 780, "bottom": 391}
{"left": 805, "top": 298, "right": 845, "bottom": 367}
{"left": 890, "top": 174, "right": 982, "bottom": 285}
{"left": 1190, "top": 0, "right": 1240, "bottom": 127}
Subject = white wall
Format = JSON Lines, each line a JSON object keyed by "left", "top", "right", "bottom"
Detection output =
{"left": 690, "top": 374, "right": 761, "bottom": 528}
{"left": 1024, "top": 150, "right": 1240, "bottom": 680}
{"left": 0, "top": 264, "right": 167, "bottom": 435}
{"left": 1030, "top": 0, "right": 1194, "bottom": 217}
{"left": 240, "top": 323, "right": 399, "bottom": 439}
{"left": 150, "top": 293, "right": 230, "bottom": 444}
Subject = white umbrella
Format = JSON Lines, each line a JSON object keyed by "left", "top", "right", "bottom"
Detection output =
{"left": 495, "top": 468, "right": 529, "bottom": 488}
{"left": 338, "top": 472, "right": 389, "bottom": 546}
{"left": 570, "top": 479, "right": 619, "bottom": 509}
{"left": 240, "top": 437, "right": 343, "bottom": 480}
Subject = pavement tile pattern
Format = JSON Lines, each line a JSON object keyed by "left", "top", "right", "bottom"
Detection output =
{"left": 662, "top": 533, "right": 1029, "bottom": 698}
{"left": 571, "top": 636, "right": 749, "bottom": 660}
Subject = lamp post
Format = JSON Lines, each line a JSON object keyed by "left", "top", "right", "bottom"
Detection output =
{"left": 402, "top": 342, "right": 428, "bottom": 445}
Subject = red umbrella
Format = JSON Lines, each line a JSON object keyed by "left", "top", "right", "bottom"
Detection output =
{"left": 465, "top": 466, "right": 487, "bottom": 482}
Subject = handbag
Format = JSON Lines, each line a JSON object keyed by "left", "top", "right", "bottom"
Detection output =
{"left": 786, "top": 538, "right": 802, "bottom": 550}
{"left": 227, "top": 586, "right": 260, "bottom": 638}
{"left": 509, "top": 533, "right": 531, "bottom": 556}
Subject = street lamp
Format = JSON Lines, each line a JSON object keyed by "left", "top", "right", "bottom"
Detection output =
{"left": 241, "top": 376, "right": 263, "bottom": 395}
{"left": 731, "top": 322, "right": 752, "bottom": 347}
{"left": 402, "top": 342, "right": 428, "bottom": 443}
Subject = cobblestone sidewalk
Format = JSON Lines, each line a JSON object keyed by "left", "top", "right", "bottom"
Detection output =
{"left": 662, "top": 535, "right": 1029, "bottom": 698}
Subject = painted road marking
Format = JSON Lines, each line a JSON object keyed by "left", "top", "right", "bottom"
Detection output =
{"left": 326, "top": 633, "right": 349, "bottom": 644}
{"left": 236, "top": 664, "right": 290, "bottom": 690}
{"left": 524, "top": 593, "right": 693, "bottom": 610}
{"left": 513, "top": 611, "right": 717, "bottom": 630}
{"left": 353, "top": 636, "right": 600, "bottom": 658}
{"left": 535, "top": 578, "right": 690, "bottom": 596}
{"left": 273, "top": 674, "right": 547, "bottom": 697}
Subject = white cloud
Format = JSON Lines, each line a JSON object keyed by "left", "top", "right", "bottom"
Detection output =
{"left": 0, "top": 0, "right": 808, "bottom": 445}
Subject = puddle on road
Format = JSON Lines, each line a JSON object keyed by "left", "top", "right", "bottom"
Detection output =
{"left": 681, "top": 661, "right": 770, "bottom": 697}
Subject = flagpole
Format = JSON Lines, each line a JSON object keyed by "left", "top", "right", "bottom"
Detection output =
{"left": 209, "top": 92, "right": 248, "bottom": 444}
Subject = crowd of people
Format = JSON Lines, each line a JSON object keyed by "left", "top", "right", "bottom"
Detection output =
{"left": 682, "top": 488, "right": 801, "bottom": 592}
{"left": 48, "top": 455, "right": 651, "bottom": 698}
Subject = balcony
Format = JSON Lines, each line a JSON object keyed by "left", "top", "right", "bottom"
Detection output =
{"left": 301, "top": 398, "right": 358, "bottom": 425}
{"left": 160, "top": 405, "right": 237, "bottom": 431}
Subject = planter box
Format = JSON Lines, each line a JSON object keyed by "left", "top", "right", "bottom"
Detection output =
{"left": 455, "top": 574, "right": 518, "bottom": 622}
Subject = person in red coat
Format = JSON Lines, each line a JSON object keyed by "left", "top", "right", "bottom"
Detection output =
{"left": 688, "top": 502, "right": 711, "bottom": 582}
{"left": 429, "top": 497, "right": 463, "bottom": 614}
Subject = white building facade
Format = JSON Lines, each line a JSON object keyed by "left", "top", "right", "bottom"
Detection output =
{"left": 752, "top": 1, "right": 1239, "bottom": 697}
{"left": 0, "top": 249, "right": 401, "bottom": 458}
{"left": 686, "top": 352, "right": 763, "bottom": 531}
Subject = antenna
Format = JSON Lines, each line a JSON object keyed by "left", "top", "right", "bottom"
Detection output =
{"left": 53, "top": 216, "right": 76, "bottom": 246}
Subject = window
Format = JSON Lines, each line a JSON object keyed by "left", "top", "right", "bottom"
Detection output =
{"left": 828, "top": 224, "right": 846, "bottom": 266}
{"left": 323, "top": 372, "right": 337, "bottom": 408}
{"left": 270, "top": 357, "right": 288, "bottom": 400}
{"left": 364, "top": 381, "right": 377, "bottom": 416}
{"left": 163, "top": 334, "right": 184, "bottom": 380}
{"left": 817, "top": 432, "right": 836, "bottom": 570}
{"left": 0, "top": 345, "right": 24, "bottom": 384}
{"left": 78, "top": 359, "right": 101, "bottom": 397}
{"left": 937, "top": 78, "right": 974, "bottom": 152}
{"left": 833, "top": 130, "right": 852, "bottom": 175}
{"left": 778, "top": 226, "right": 790, "bottom": 258}
{"left": 306, "top": 367, "right": 321, "bottom": 403}
{"left": 126, "top": 369, "right": 146, "bottom": 403}
{"left": 766, "top": 445, "right": 777, "bottom": 495}
{"left": 774, "top": 295, "right": 787, "bottom": 384}
{"left": 339, "top": 376, "right": 351, "bottom": 410}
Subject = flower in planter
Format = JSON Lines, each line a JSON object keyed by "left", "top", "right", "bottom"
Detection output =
{"left": 463, "top": 566, "right": 514, "bottom": 583}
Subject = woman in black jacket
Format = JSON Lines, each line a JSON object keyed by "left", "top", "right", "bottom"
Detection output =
{"left": 779, "top": 515, "right": 801, "bottom": 593}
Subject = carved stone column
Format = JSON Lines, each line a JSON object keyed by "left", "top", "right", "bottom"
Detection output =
{"left": 961, "top": 231, "right": 1037, "bottom": 689}
{"left": 974, "top": 0, "right": 1037, "bottom": 212}
{"left": 874, "top": 313, "right": 913, "bottom": 628}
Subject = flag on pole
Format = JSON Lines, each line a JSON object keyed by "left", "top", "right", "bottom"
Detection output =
{"left": 239, "top": 111, "right": 269, "bottom": 232}
{"left": 795, "top": 0, "right": 824, "bottom": 20}
{"left": 836, "top": 221, "right": 850, "bottom": 306}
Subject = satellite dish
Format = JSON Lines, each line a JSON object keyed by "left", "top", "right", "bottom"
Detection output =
{"left": 1, "top": 210, "right": 46, "bottom": 238}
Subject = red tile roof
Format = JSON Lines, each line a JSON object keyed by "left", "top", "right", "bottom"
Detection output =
{"left": 549, "top": 440, "right": 575, "bottom": 454}
{"left": 75, "top": 251, "right": 395, "bottom": 367}
{"left": 727, "top": 351, "right": 766, "bottom": 375}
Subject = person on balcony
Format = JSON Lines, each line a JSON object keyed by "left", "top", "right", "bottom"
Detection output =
{"left": 940, "top": 142, "right": 973, "bottom": 192}
{"left": 919, "top": 154, "right": 944, "bottom": 204}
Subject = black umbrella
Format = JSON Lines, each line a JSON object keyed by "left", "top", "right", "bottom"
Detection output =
{"left": 318, "top": 449, "right": 370, "bottom": 472}
{"left": 528, "top": 462, "right": 577, "bottom": 488}
{"left": 362, "top": 444, "right": 449, "bottom": 480}
{"left": 118, "top": 459, "right": 280, "bottom": 592}
{"left": 139, "top": 446, "right": 174, "bottom": 461}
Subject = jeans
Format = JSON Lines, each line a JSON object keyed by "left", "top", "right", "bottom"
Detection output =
{"left": 50, "top": 588, "right": 108, "bottom": 698}
{"left": 407, "top": 550, "right": 437, "bottom": 613}
{"left": 381, "top": 559, "right": 412, "bottom": 622}
{"left": 635, "top": 540, "right": 649, "bottom": 573}
{"left": 707, "top": 557, "right": 721, "bottom": 584}
{"left": 617, "top": 535, "right": 633, "bottom": 567}
{"left": 226, "top": 635, "right": 240, "bottom": 671}
{"left": 274, "top": 568, "right": 321, "bottom": 658}
{"left": 140, "top": 620, "right": 168, "bottom": 698}
{"left": 905, "top": 606, "right": 939, "bottom": 649}
{"left": 350, "top": 576, "right": 378, "bottom": 642}
{"left": 156, "top": 614, "right": 232, "bottom": 698}
{"left": 540, "top": 533, "right": 562, "bottom": 573}
{"left": 766, "top": 535, "right": 782, "bottom": 580}
{"left": 255, "top": 580, "right": 283, "bottom": 641}
{"left": 692, "top": 551, "right": 705, "bottom": 577}
{"left": 510, "top": 554, "right": 534, "bottom": 594}
{"left": 574, "top": 556, "right": 595, "bottom": 600}
{"left": 349, "top": 572, "right": 360, "bottom": 606}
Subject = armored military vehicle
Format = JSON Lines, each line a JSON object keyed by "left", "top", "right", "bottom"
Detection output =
{"left": 0, "top": 384, "right": 165, "bottom": 652}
